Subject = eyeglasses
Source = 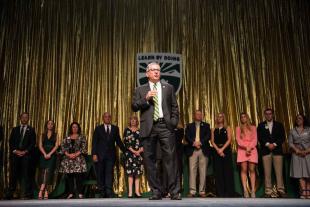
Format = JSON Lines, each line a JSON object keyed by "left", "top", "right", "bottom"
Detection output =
{"left": 147, "top": 68, "right": 160, "bottom": 72}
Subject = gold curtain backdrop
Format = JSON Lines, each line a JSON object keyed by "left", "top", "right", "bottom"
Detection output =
{"left": 0, "top": 0, "right": 309, "bottom": 194}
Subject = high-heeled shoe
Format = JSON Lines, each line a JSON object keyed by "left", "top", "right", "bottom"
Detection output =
{"left": 38, "top": 190, "right": 44, "bottom": 199}
{"left": 135, "top": 193, "right": 142, "bottom": 198}
{"left": 44, "top": 191, "right": 49, "bottom": 199}
{"left": 67, "top": 194, "right": 74, "bottom": 199}
{"left": 243, "top": 190, "right": 249, "bottom": 198}
{"left": 250, "top": 191, "right": 256, "bottom": 198}
{"left": 128, "top": 194, "right": 133, "bottom": 198}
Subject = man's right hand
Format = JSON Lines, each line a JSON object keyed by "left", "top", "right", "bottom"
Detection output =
{"left": 92, "top": 155, "right": 98, "bottom": 162}
{"left": 145, "top": 90, "right": 157, "bottom": 101}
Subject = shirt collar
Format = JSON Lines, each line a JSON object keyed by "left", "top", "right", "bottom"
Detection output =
{"left": 149, "top": 81, "right": 161, "bottom": 89}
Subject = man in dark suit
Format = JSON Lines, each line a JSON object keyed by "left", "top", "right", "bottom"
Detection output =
{"left": 132, "top": 62, "right": 181, "bottom": 200}
{"left": 92, "top": 112, "right": 126, "bottom": 198}
{"left": 257, "top": 108, "right": 286, "bottom": 198}
{"left": 6, "top": 112, "right": 36, "bottom": 199}
{"left": 185, "top": 110, "right": 211, "bottom": 197}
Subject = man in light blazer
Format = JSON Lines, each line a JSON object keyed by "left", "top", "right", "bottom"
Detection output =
{"left": 257, "top": 108, "right": 286, "bottom": 198}
{"left": 132, "top": 62, "right": 181, "bottom": 200}
{"left": 92, "top": 112, "right": 126, "bottom": 198}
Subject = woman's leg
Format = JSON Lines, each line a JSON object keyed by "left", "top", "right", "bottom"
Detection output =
{"left": 240, "top": 162, "right": 249, "bottom": 197}
{"left": 249, "top": 162, "right": 256, "bottom": 198}
{"left": 134, "top": 176, "right": 141, "bottom": 196}
{"left": 128, "top": 175, "right": 133, "bottom": 197}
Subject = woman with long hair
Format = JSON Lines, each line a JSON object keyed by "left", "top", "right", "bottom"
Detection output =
{"left": 211, "top": 112, "right": 235, "bottom": 197}
{"left": 236, "top": 113, "right": 258, "bottom": 198}
{"left": 38, "top": 120, "right": 59, "bottom": 199}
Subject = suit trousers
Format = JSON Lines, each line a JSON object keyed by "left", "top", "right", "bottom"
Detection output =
{"left": 262, "top": 153, "right": 284, "bottom": 194}
{"left": 95, "top": 158, "right": 115, "bottom": 197}
{"left": 189, "top": 149, "right": 208, "bottom": 194}
{"left": 142, "top": 121, "right": 179, "bottom": 196}
{"left": 8, "top": 154, "right": 32, "bottom": 198}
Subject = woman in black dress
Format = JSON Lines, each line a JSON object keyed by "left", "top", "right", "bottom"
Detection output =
{"left": 123, "top": 115, "right": 143, "bottom": 198}
{"left": 38, "top": 120, "right": 59, "bottom": 199}
{"left": 211, "top": 113, "right": 235, "bottom": 197}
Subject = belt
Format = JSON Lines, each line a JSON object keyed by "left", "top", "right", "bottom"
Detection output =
{"left": 153, "top": 118, "right": 165, "bottom": 124}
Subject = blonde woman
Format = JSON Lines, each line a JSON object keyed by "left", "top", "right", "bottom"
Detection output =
{"left": 123, "top": 116, "right": 143, "bottom": 198}
{"left": 211, "top": 113, "right": 235, "bottom": 197}
{"left": 236, "top": 113, "right": 258, "bottom": 198}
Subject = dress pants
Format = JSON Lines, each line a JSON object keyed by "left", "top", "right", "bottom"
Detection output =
{"left": 262, "top": 153, "right": 284, "bottom": 194}
{"left": 95, "top": 158, "right": 115, "bottom": 197}
{"left": 189, "top": 149, "right": 208, "bottom": 195}
{"left": 142, "top": 121, "right": 179, "bottom": 196}
{"left": 7, "top": 154, "right": 32, "bottom": 198}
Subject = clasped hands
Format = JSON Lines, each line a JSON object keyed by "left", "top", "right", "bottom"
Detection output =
{"left": 65, "top": 151, "right": 80, "bottom": 159}
{"left": 13, "top": 150, "right": 27, "bottom": 157}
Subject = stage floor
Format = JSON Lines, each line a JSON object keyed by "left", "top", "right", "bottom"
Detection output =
{"left": 0, "top": 198, "right": 309, "bottom": 207}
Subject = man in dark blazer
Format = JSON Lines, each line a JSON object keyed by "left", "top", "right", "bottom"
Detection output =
{"left": 185, "top": 110, "right": 211, "bottom": 197}
{"left": 132, "top": 62, "right": 181, "bottom": 200}
{"left": 257, "top": 108, "right": 286, "bottom": 198}
{"left": 6, "top": 112, "right": 36, "bottom": 199}
{"left": 92, "top": 112, "right": 126, "bottom": 198}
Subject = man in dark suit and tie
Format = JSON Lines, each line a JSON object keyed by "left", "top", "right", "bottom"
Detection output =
{"left": 6, "top": 112, "right": 36, "bottom": 199}
{"left": 185, "top": 110, "right": 211, "bottom": 197}
{"left": 257, "top": 108, "right": 286, "bottom": 198}
{"left": 132, "top": 62, "right": 181, "bottom": 200}
{"left": 92, "top": 112, "right": 126, "bottom": 198}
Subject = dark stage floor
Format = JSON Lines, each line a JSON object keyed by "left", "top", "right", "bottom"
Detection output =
{"left": 0, "top": 198, "right": 309, "bottom": 207}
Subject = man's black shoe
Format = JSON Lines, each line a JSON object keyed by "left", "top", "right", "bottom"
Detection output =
{"left": 149, "top": 194, "right": 162, "bottom": 200}
{"left": 170, "top": 194, "right": 182, "bottom": 200}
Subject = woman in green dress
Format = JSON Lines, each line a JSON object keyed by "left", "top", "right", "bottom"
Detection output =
{"left": 38, "top": 120, "right": 59, "bottom": 199}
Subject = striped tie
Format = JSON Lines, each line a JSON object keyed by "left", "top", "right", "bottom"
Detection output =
{"left": 153, "top": 83, "right": 159, "bottom": 121}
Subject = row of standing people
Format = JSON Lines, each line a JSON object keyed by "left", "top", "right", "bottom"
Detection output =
{"left": 4, "top": 109, "right": 310, "bottom": 199}
{"left": 186, "top": 108, "right": 310, "bottom": 199}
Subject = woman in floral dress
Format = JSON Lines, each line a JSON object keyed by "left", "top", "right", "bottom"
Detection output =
{"left": 123, "top": 116, "right": 143, "bottom": 198}
{"left": 59, "top": 122, "right": 88, "bottom": 199}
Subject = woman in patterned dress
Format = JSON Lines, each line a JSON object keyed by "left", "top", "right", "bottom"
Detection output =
{"left": 123, "top": 115, "right": 143, "bottom": 198}
{"left": 38, "top": 120, "right": 59, "bottom": 199}
{"left": 289, "top": 114, "right": 310, "bottom": 199}
{"left": 59, "top": 122, "right": 88, "bottom": 199}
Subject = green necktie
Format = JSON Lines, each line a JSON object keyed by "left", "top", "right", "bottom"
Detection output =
{"left": 153, "top": 83, "right": 159, "bottom": 121}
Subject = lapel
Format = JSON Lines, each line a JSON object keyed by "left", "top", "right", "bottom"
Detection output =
{"left": 161, "top": 81, "right": 166, "bottom": 106}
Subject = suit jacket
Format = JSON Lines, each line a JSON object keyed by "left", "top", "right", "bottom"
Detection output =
{"left": 257, "top": 120, "right": 285, "bottom": 156}
{"left": 9, "top": 125, "right": 36, "bottom": 154}
{"left": 185, "top": 122, "right": 211, "bottom": 157}
{"left": 132, "top": 82, "right": 179, "bottom": 138}
{"left": 92, "top": 124, "right": 126, "bottom": 161}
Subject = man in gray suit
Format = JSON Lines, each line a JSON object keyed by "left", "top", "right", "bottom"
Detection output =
{"left": 132, "top": 62, "right": 181, "bottom": 200}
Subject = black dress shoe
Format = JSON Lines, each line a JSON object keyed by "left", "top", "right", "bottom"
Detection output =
{"left": 171, "top": 194, "right": 182, "bottom": 200}
{"left": 149, "top": 194, "right": 162, "bottom": 200}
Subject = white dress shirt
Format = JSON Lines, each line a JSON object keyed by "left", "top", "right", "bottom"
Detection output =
{"left": 149, "top": 81, "right": 163, "bottom": 118}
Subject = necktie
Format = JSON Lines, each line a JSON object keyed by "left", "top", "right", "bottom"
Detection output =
{"left": 153, "top": 83, "right": 159, "bottom": 121}
{"left": 106, "top": 125, "right": 110, "bottom": 134}
{"left": 19, "top": 126, "right": 25, "bottom": 148}
{"left": 195, "top": 124, "right": 200, "bottom": 142}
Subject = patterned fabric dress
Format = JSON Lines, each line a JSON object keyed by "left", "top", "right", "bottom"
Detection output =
{"left": 289, "top": 127, "right": 310, "bottom": 178}
{"left": 123, "top": 128, "right": 143, "bottom": 176}
{"left": 58, "top": 135, "right": 87, "bottom": 174}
